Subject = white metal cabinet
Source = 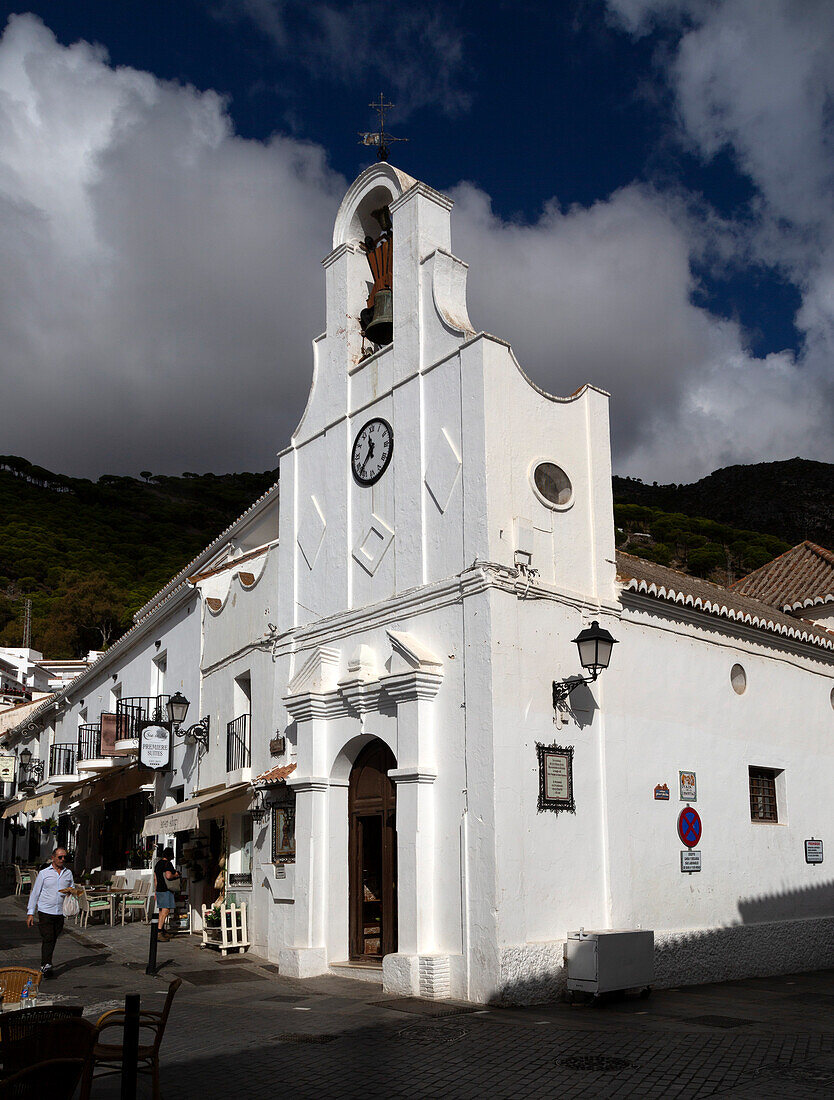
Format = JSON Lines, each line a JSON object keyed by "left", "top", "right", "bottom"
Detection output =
{"left": 564, "top": 929, "right": 654, "bottom": 995}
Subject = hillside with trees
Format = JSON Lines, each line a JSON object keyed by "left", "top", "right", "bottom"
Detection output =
{"left": 0, "top": 457, "right": 278, "bottom": 657}
{"left": 1, "top": 455, "right": 831, "bottom": 658}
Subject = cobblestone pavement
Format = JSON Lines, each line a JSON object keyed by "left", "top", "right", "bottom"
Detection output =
{"left": 3, "top": 894, "right": 834, "bottom": 1098}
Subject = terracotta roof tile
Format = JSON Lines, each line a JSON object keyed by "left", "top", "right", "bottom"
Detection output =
{"left": 732, "top": 541, "right": 834, "bottom": 611}
{"left": 254, "top": 762, "right": 296, "bottom": 785}
{"left": 616, "top": 551, "right": 834, "bottom": 651}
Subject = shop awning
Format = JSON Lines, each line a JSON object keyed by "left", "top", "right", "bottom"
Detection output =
{"left": 141, "top": 783, "right": 251, "bottom": 836}
{"left": 2, "top": 791, "right": 57, "bottom": 819}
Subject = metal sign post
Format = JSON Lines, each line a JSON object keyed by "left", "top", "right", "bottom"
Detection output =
{"left": 146, "top": 922, "right": 159, "bottom": 976}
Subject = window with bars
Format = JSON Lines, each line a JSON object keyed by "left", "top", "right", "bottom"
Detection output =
{"left": 749, "top": 767, "right": 779, "bottom": 822}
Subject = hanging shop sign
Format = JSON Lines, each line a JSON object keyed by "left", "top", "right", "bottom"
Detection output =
{"left": 805, "top": 838, "right": 824, "bottom": 864}
{"left": 679, "top": 771, "right": 697, "bottom": 801}
{"left": 678, "top": 806, "right": 702, "bottom": 848}
{"left": 138, "top": 720, "right": 171, "bottom": 771}
{"left": 654, "top": 783, "right": 670, "bottom": 801}
{"left": 536, "top": 742, "right": 575, "bottom": 815}
{"left": 0, "top": 755, "right": 16, "bottom": 783}
{"left": 680, "top": 850, "right": 701, "bottom": 873}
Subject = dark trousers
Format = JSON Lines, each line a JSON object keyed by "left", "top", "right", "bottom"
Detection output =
{"left": 37, "top": 911, "right": 64, "bottom": 967}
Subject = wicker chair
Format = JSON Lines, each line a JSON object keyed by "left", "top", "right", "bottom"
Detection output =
{"left": 0, "top": 967, "right": 42, "bottom": 1004}
{"left": 0, "top": 1011, "right": 94, "bottom": 1083}
{"left": 93, "top": 978, "right": 182, "bottom": 1100}
{"left": 0, "top": 1058, "right": 86, "bottom": 1099}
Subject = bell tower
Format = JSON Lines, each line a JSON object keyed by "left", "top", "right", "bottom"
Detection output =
{"left": 278, "top": 161, "right": 477, "bottom": 629}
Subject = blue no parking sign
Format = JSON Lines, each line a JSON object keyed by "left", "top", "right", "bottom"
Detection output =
{"left": 678, "top": 806, "right": 702, "bottom": 848}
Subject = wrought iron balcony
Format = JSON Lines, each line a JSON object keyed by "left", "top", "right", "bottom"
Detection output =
{"left": 49, "top": 744, "right": 77, "bottom": 779}
{"left": 226, "top": 713, "right": 251, "bottom": 772}
{"left": 115, "top": 695, "right": 171, "bottom": 742}
{"left": 77, "top": 723, "right": 102, "bottom": 762}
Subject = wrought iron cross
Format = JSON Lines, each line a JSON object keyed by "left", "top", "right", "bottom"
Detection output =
{"left": 358, "top": 93, "right": 408, "bottom": 162}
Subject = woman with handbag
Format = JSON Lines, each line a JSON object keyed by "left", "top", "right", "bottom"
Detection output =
{"left": 154, "top": 846, "right": 180, "bottom": 942}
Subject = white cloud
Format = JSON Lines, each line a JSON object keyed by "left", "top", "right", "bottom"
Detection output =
{"left": 451, "top": 181, "right": 832, "bottom": 482}
{"left": 0, "top": 14, "right": 344, "bottom": 476}
{"left": 1, "top": 8, "right": 833, "bottom": 485}
{"left": 599, "top": 0, "right": 834, "bottom": 478}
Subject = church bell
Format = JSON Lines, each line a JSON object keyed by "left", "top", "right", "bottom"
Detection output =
{"left": 363, "top": 288, "right": 393, "bottom": 346}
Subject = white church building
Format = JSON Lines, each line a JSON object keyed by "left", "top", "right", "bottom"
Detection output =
{"left": 3, "top": 161, "right": 834, "bottom": 1004}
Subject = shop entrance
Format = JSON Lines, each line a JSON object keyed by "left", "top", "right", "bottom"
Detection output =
{"left": 348, "top": 741, "right": 397, "bottom": 962}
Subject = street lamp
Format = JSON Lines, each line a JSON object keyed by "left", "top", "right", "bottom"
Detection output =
{"left": 166, "top": 692, "right": 210, "bottom": 750}
{"left": 552, "top": 621, "right": 617, "bottom": 709}
{"left": 18, "top": 746, "right": 44, "bottom": 785}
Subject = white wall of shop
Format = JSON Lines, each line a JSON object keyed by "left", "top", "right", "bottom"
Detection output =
{"left": 55, "top": 592, "right": 203, "bottom": 804}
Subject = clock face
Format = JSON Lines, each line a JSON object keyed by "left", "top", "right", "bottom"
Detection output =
{"left": 352, "top": 417, "right": 393, "bottom": 486}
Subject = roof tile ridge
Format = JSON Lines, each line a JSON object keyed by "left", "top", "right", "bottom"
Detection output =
{"left": 731, "top": 542, "right": 806, "bottom": 590}
{"left": 803, "top": 540, "right": 834, "bottom": 565}
{"left": 617, "top": 550, "right": 735, "bottom": 598}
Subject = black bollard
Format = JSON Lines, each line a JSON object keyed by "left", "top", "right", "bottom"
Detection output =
{"left": 120, "top": 993, "right": 140, "bottom": 1100}
{"left": 146, "top": 922, "right": 158, "bottom": 976}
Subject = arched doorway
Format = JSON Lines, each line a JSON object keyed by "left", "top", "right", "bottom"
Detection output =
{"left": 348, "top": 740, "right": 397, "bottom": 961}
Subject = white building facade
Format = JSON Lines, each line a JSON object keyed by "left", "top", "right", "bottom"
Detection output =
{"left": 3, "top": 162, "right": 833, "bottom": 1003}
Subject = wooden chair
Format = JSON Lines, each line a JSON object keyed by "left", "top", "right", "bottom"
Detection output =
{"left": 0, "top": 967, "right": 42, "bottom": 1004}
{"left": 0, "top": 1012, "right": 97, "bottom": 1091}
{"left": 93, "top": 978, "right": 182, "bottom": 1100}
{"left": 12, "top": 866, "right": 30, "bottom": 896}
{"left": 0, "top": 1058, "right": 86, "bottom": 1099}
{"left": 121, "top": 877, "right": 153, "bottom": 924}
{"left": 77, "top": 887, "right": 114, "bottom": 928}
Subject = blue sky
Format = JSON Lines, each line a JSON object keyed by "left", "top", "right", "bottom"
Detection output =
{"left": 0, "top": 1, "right": 832, "bottom": 481}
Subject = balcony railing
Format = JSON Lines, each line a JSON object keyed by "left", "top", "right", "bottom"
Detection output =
{"left": 226, "top": 714, "right": 251, "bottom": 772}
{"left": 77, "top": 723, "right": 102, "bottom": 762}
{"left": 115, "top": 695, "right": 171, "bottom": 741}
{"left": 50, "top": 744, "right": 77, "bottom": 777}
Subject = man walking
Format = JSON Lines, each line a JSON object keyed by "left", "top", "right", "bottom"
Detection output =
{"left": 26, "top": 847, "right": 74, "bottom": 978}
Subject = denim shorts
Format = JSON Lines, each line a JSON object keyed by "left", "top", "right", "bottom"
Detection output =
{"left": 156, "top": 890, "right": 175, "bottom": 909}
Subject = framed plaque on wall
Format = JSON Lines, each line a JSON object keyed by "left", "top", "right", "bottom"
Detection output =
{"left": 536, "top": 742, "right": 575, "bottom": 814}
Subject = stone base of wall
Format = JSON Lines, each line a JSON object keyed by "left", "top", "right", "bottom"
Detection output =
{"left": 383, "top": 953, "right": 454, "bottom": 999}
{"left": 278, "top": 946, "right": 327, "bottom": 978}
{"left": 496, "top": 916, "right": 834, "bottom": 1006}
{"left": 653, "top": 916, "right": 834, "bottom": 988}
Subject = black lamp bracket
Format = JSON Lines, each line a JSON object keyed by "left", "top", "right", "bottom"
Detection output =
{"left": 552, "top": 671, "right": 599, "bottom": 709}
{"left": 174, "top": 715, "right": 210, "bottom": 751}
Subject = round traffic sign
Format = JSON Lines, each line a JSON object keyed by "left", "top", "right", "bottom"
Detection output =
{"left": 678, "top": 807, "right": 702, "bottom": 848}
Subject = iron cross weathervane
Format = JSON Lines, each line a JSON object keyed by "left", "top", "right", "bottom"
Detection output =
{"left": 359, "top": 93, "right": 408, "bottom": 162}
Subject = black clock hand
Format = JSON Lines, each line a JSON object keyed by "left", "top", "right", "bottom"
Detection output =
{"left": 360, "top": 439, "right": 375, "bottom": 472}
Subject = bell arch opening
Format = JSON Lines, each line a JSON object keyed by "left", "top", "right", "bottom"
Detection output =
{"left": 348, "top": 739, "right": 398, "bottom": 962}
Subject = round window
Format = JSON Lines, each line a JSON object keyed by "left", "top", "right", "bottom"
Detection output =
{"left": 532, "top": 462, "right": 573, "bottom": 508}
{"left": 731, "top": 663, "right": 747, "bottom": 695}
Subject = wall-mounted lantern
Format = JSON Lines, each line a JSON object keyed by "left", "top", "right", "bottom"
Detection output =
{"left": 166, "top": 691, "right": 210, "bottom": 750}
{"left": 18, "top": 746, "right": 44, "bottom": 786}
{"left": 552, "top": 621, "right": 617, "bottom": 709}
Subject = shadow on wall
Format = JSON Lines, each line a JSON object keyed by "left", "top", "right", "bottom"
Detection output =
{"left": 493, "top": 876, "right": 834, "bottom": 1006}
{"left": 738, "top": 876, "right": 834, "bottom": 923}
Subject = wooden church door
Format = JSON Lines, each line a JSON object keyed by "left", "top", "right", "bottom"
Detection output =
{"left": 348, "top": 740, "right": 397, "bottom": 961}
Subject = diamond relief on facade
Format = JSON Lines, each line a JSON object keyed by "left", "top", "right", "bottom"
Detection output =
{"left": 297, "top": 494, "right": 326, "bottom": 570}
{"left": 352, "top": 514, "right": 394, "bottom": 576}
{"left": 424, "top": 427, "right": 461, "bottom": 514}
